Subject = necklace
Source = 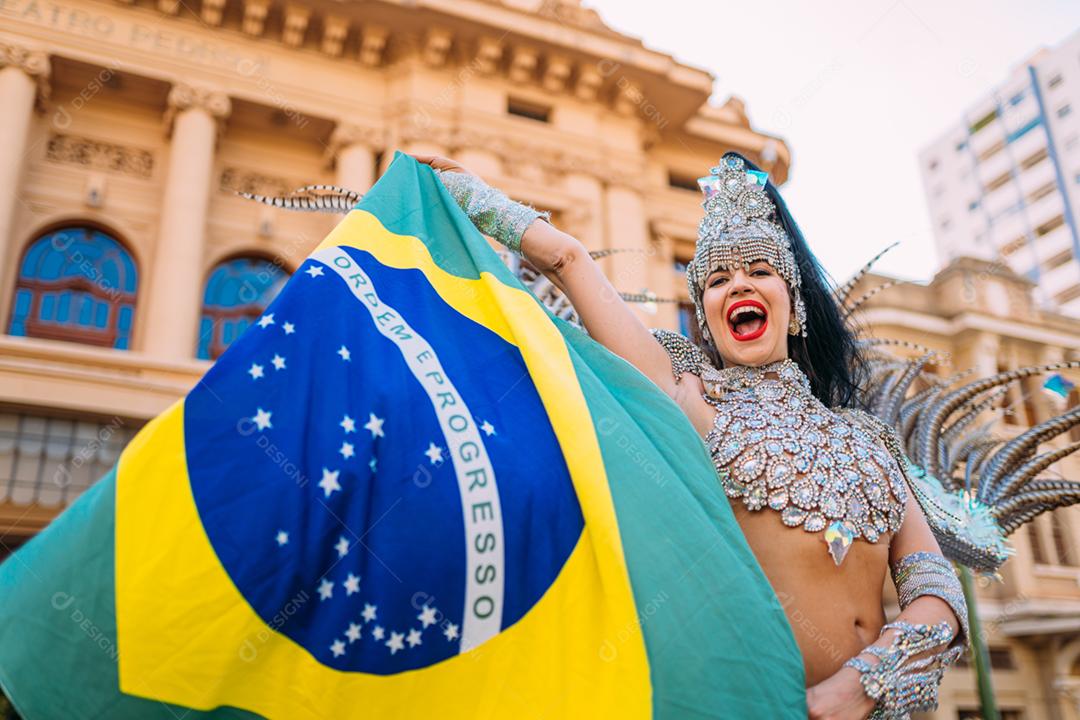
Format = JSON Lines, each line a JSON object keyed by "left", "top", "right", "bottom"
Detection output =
{"left": 700, "top": 358, "right": 906, "bottom": 565}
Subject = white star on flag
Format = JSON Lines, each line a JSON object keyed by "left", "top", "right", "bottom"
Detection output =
{"left": 252, "top": 408, "right": 273, "bottom": 431}
{"left": 335, "top": 535, "right": 351, "bottom": 557}
{"left": 340, "top": 415, "right": 356, "bottom": 434}
{"left": 275, "top": 530, "right": 289, "bottom": 546}
{"left": 343, "top": 573, "right": 360, "bottom": 595}
{"left": 257, "top": 313, "right": 275, "bottom": 329}
{"left": 371, "top": 625, "right": 385, "bottom": 641}
{"left": 271, "top": 354, "right": 286, "bottom": 370}
{"left": 337, "top": 345, "right": 351, "bottom": 361}
{"left": 362, "top": 604, "right": 377, "bottom": 622}
{"left": 424, "top": 442, "right": 443, "bottom": 464}
{"left": 319, "top": 468, "right": 342, "bottom": 498}
{"left": 317, "top": 579, "right": 334, "bottom": 601}
{"left": 365, "top": 413, "right": 385, "bottom": 438}
{"left": 282, "top": 321, "right": 295, "bottom": 335}
{"left": 480, "top": 420, "right": 496, "bottom": 436}
{"left": 305, "top": 265, "right": 324, "bottom": 278}
{"left": 330, "top": 639, "right": 345, "bottom": 657}
{"left": 418, "top": 605, "right": 438, "bottom": 628}
{"left": 248, "top": 363, "right": 264, "bottom": 380}
{"left": 406, "top": 629, "right": 422, "bottom": 648}
{"left": 345, "top": 623, "right": 362, "bottom": 643}
{"left": 444, "top": 623, "right": 459, "bottom": 641}
{"left": 386, "top": 632, "right": 405, "bottom": 655}
{"left": 369, "top": 457, "right": 377, "bottom": 472}
{"left": 339, "top": 441, "right": 355, "bottom": 459}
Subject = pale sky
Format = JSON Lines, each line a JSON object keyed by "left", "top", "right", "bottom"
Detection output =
{"left": 586, "top": 0, "right": 1080, "bottom": 285}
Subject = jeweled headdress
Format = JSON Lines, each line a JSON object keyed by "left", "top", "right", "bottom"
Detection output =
{"left": 685, "top": 153, "right": 807, "bottom": 341}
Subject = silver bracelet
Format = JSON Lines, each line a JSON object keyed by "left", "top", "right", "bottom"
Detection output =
{"left": 892, "top": 551, "right": 969, "bottom": 647}
{"left": 433, "top": 169, "right": 549, "bottom": 254}
{"left": 843, "top": 620, "right": 962, "bottom": 719}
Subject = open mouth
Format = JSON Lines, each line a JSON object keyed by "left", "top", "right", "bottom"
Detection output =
{"left": 726, "top": 300, "right": 768, "bottom": 342}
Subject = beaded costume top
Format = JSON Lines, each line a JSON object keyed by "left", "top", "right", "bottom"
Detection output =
{"left": 653, "top": 329, "right": 908, "bottom": 566}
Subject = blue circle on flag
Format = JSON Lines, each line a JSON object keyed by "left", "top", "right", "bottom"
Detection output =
{"left": 185, "top": 247, "right": 585, "bottom": 674}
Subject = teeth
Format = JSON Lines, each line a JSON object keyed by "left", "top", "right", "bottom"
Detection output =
{"left": 729, "top": 305, "right": 766, "bottom": 322}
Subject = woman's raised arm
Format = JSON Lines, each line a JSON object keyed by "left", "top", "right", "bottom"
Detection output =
{"left": 412, "top": 153, "right": 714, "bottom": 434}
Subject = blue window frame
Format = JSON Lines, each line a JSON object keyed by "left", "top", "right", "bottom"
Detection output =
{"left": 8, "top": 226, "right": 137, "bottom": 349}
{"left": 197, "top": 256, "right": 289, "bottom": 360}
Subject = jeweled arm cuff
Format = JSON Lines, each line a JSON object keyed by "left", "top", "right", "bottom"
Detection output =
{"left": 434, "top": 169, "right": 550, "bottom": 254}
{"left": 649, "top": 329, "right": 709, "bottom": 383}
{"left": 892, "top": 551, "right": 969, "bottom": 649}
{"left": 843, "top": 619, "right": 963, "bottom": 719}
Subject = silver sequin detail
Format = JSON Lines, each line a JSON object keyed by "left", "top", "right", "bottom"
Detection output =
{"left": 434, "top": 169, "right": 549, "bottom": 254}
{"left": 700, "top": 358, "right": 907, "bottom": 558}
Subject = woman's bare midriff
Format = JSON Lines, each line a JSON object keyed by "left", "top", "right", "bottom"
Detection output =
{"left": 730, "top": 503, "right": 892, "bottom": 686}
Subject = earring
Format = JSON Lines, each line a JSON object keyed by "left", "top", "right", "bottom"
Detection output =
{"left": 788, "top": 314, "right": 800, "bottom": 336}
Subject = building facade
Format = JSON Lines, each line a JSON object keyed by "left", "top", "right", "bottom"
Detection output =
{"left": 0, "top": 0, "right": 790, "bottom": 546}
{"left": 919, "top": 28, "right": 1080, "bottom": 318}
{"left": 854, "top": 257, "right": 1080, "bottom": 720}
{"left": 3, "top": 0, "right": 1079, "bottom": 718}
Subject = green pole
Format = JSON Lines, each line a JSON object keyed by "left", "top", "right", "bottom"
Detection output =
{"left": 958, "top": 565, "right": 999, "bottom": 720}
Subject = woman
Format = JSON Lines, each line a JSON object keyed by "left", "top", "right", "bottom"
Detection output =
{"left": 417, "top": 151, "right": 968, "bottom": 720}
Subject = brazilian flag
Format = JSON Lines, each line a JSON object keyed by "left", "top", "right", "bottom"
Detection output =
{"left": 0, "top": 153, "right": 805, "bottom": 718}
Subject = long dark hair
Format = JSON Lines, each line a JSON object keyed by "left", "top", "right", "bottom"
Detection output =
{"left": 704, "top": 152, "right": 871, "bottom": 410}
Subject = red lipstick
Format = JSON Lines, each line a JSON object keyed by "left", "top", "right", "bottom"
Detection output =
{"left": 726, "top": 299, "right": 768, "bottom": 342}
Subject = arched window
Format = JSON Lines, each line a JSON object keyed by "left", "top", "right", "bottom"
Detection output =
{"left": 8, "top": 225, "right": 138, "bottom": 349}
{"left": 197, "top": 256, "right": 289, "bottom": 360}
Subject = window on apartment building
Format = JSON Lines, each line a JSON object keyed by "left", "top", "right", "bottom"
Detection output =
{"left": 1029, "top": 182, "right": 1056, "bottom": 203}
{"left": 0, "top": 409, "right": 140, "bottom": 509}
{"left": 1044, "top": 250, "right": 1074, "bottom": 272}
{"left": 1036, "top": 214, "right": 1065, "bottom": 237}
{"left": 1009, "top": 90, "right": 1027, "bottom": 106}
{"left": 197, "top": 255, "right": 290, "bottom": 361}
{"left": 969, "top": 109, "right": 999, "bottom": 134}
{"left": 8, "top": 224, "right": 138, "bottom": 350}
{"left": 940, "top": 217, "right": 952, "bottom": 231}
{"left": 1049, "top": 73, "right": 1064, "bottom": 89}
{"left": 1051, "top": 511, "right": 1076, "bottom": 566}
{"left": 955, "top": 140, "right": 968, "bottom": 153}
{"left": 1060, "top": 104, "right": 1074, "bottom": 119}
{"left": 978, "top": 140, "right": 1005, "bottom": 161}
{"left": 667, "top": 171, "right": 700, "bottom": 192}
{"left": 507, "top": 97, "right": 551, "bottom": 123}
{"left": 1007, "top": 116, "right": 1043, "bottom": 144}
{"left": 1020, "top": 147, "right": 1049, "bottom": 170}
{"left": 968, "top": 199, "right": 980, "bottom": 212}
{"left": 1001, "top": 236, "right": 1028, "bottom": 256}
{"left": 986, "top": 171, "right": 1013, "bottom": 192}
{"left": 927, "top": 158, "right": 939, "bottom": 172}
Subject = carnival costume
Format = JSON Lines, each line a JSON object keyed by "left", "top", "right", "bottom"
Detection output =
{"left": 242, "top": 152, "right": 1080, "bottom": 719}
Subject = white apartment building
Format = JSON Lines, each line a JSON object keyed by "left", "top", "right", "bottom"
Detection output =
{"left": 920, "top": 28, "right": 1080, "bottom": 317}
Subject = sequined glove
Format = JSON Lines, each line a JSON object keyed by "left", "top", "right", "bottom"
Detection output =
{"left": 843, "top": 620, "right": 963, "bottom": 719}
{"left": 433, "top": 170, "right": 550, "bottom": 254}
{"left": 892, "top": 551, "right": 969, "bottom": 649}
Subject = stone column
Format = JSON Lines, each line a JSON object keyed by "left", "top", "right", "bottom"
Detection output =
{"left": 603, "top": 180, "right": 653, "bottom": 323}
{"left": 329, "top": 122, "right": 381, "bottom": 192}
{"left": 142, "top": 83, "right": 230, "bottom": 359}
{"left": 562, "top": 171, "right": 605, "bottom": 255}
{"left": 0, "top": 42, "right": 49, "bottom": 288}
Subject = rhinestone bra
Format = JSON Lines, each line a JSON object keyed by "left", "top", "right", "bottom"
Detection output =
{"left": 698, "top": 358, "right": 907, "bottom": 565}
